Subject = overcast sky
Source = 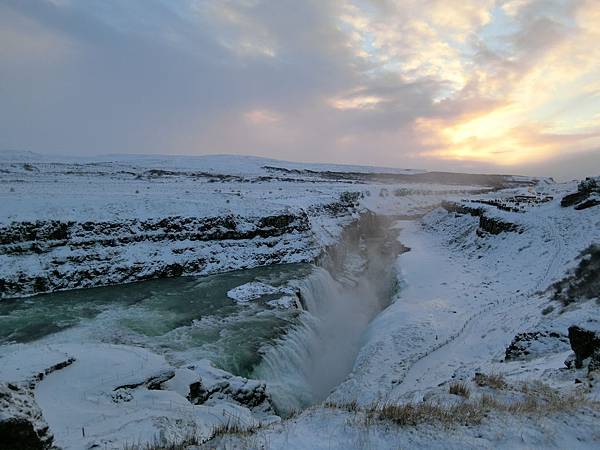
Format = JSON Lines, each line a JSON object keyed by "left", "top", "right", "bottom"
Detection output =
{"left": 1, "top": 0, "right": 598, "bottom": 179}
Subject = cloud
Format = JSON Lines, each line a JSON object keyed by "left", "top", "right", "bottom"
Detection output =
{"left": 0, "top": 0, "right": 598, "bottom": 177}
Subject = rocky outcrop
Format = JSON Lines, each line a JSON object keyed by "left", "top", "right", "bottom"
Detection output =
{"left": 441, "top": 201, "right": 520, "bottom": 236}
{"left": 553, "top": 245, "right": 600, "bottom": 306}
{"left": 264, "top": 166, "right": 538, "bottom": 188}
{"left": 0, "top": 383, "right": 54, "bottom": 450}
{"left": 113, "top": 370, "right": 176, "bottom": 392}
{"left": 561, "top": 177, "right": 600, "bottom": 210}
{"left": 505, "top": 331, "right": 569, "bottom": 361}
{"left": 476, "top": 215, "right": 519, "bottom": 236}
{"left": 568, "top": 325, "right": 600, "bottom": 369}
{"left": 184, "top": 361, "right": 273, "bottom": 413}
{"left": 0, "top": 194, "right": 359, "bottom": 299}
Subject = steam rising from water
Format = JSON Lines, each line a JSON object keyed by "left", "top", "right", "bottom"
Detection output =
{"left": 253, "top": 218, "right": 399, "bottom": 414}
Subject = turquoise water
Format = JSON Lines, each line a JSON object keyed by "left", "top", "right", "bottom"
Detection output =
{"left": 0, "top": 263, "right": 312, "bottom": 377}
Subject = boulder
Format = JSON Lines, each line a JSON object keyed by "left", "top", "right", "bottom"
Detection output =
{"left": 568, "top": 325, "right": 600, "bottom": 369}
{"left": 185, "top": 360, "right": 273, "bottom": 413}
{"left": 505, "top": 331, "right": 569, "bottom": 361}
{"left": 561, "top": 176, "right": 600, "bottom": 209}
{"left": 0, "top": 383, "right": 53, "bottom": 450}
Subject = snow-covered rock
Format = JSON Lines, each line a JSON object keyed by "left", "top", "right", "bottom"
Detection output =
{"left": 0, "top": 382, "right": 54, "bottom": 450}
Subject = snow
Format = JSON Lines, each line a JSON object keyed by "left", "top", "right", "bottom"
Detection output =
{"left": 0, "top": 342, "right": 272, "bottom": 450}
{"left": 227, "top": 282, "right": 280, "bottom": 303}
{"left": 211, "top": 178, "right": 600, "bottom": 449}
{"left": 1, "top": 152, "right": 599, "bottom": 449}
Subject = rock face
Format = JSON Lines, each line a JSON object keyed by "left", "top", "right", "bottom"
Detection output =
{"left": 561, "top": 177, "right": 600, "bottom": 210}
{"left": 568, "top": 325, "right": 600, "bottom": 369}
{"left": 185, "top": 360, "right": 273, "bottom": 413}
{"left": 0, "top": 383, "right": 54, "bottom": 450}
{"left": 0, "top": 195, "right": 359, "bottom": 299}
{"left": 505, "top": 331, "right": 569, "bottom": 361}
{"left": 553, "top": 245, "right": 600, "bottom": 306}
{"left": 441, "top": 201, "right": 520, "bottom": 235}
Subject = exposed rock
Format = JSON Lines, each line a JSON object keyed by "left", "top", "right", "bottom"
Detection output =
{"left": 505, "top": 331, "right": 569, "bottom": 361}
{"left": 185, "top": 361, "right": 273, "bottom": 413}
{"left": 574, "top": 199, "right": 600, "bottom": 210}
{"left": 588, "top": 349, "right": 600, "bottom": 374}
{"left": 476, "top": 215, "right": 519, "bottom": 236}
{"left": 561, "top": 177, "right": 600, "bottom": 209}
{"left": 553, "top": 245, "right": 600, "bottom": 306}
{"left": 564, "top": 353, "right": 577, "bottom": 369}
{"left": 263, "top": 166, "right": 536, "bottom": 188}
{"left": 441, "top": 201, "right": 520, "bottom": 236}
{"left": 0, "top": 383, "right": 54, "bottom": 450}
{"left": 113, "top": 370, "right": 175, "bottom": 392}
{"left": 1, "top": 194, "right": 359, "bottom": 299}
{"left": 568, "top": 325, "right": 600, "bottom": 369}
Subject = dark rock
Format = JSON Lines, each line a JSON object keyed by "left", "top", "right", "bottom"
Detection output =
{"left": 574, "top": 199, "right": 600, "bottom": 210}
{"left": 505, "top": 331, "right": 569, "bottom": 361}
{"left": 0, "top": 418, "right": 45, "bottom": 450}
{"left": 588, "top": 349, "right": 600, "bottom": 374}
{"left": 145, "top": 370, "right": 176, "bottom": 390}
{"left": 564, "top": 353, "right": 577, "bottom": 369}
{"left": 187, "top": 381, "right": 209, "bottom": 404}
{"left": 114, "top": 370, "right": 175, "bottom": 391}
{"left": 441, "top": 201, "right": 519, "bottom": 235}
{"left": 553, "top": 245, "right": 600, "bottom": 306}
{"left": 561, "top": 177, "right": 600, "bottom": 208}
{"left": 477, "top": 215, "right": 519, "bottom": 235}
{"left": 568, "top": 325, "right": 600, "bottom": 368}
{"left": 561, "top": 191, "right": 589, "bottom": 207}
{"left": 0, "top": 383, "right": 53, "bottom": 450}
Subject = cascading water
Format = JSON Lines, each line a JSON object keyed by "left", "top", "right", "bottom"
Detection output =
{"left": 253, "top": 213, "right": 403, "bottom": 414}
{"left": 1, "top": 212, "right": 403, "bottom": 417}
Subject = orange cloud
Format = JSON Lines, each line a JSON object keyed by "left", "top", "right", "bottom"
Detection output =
{"left": 244, "top": 109, "right": 281, "bottom": 125}
{"left": 338, "top": 0, "right": 600, "bottom": 168}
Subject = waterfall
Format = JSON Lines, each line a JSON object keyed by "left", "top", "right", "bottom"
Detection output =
{"left": 253, "top": 217, "right": 399, "bottom": 414}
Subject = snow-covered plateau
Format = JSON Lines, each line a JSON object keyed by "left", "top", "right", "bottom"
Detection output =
{"left": 1, "top": 152, "right": 599, "bottom": 449}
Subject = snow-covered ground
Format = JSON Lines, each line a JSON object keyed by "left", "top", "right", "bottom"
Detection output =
{"left": 1, "top": 152, "right": 598, "bottom": 449}
{"left": 0, "top": 152, "right": 500, "bottom": 299}
{"left": 212, "top": 179, "right": 600, "bottom": 449}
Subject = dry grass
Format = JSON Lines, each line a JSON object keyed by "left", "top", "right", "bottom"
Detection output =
{"left": 126, "top": 381, "right": 590, "bottom": 449}
{"left": 123, "top": 435, "right": 199, "bottom": 450}
{"left": 449, "top": 381, "right": 471, "bottom": 398}
{"left": 210, "top": 421, "right": 257, "bottom": 439}
{"left": 326, "top": 381, "right": 588, "bottom": 429}
{"left": 474, "top": 372, "right": 507, "bottom": 389}
{"left": 375, "top": 401, "right": 483, "bottom": 426}
{"left": 324, "top": 399, "right": 359, "bottom": 412}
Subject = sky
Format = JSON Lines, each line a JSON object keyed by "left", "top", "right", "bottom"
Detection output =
{"left": 0, "top": 0, "right": 599, "bottom": 179}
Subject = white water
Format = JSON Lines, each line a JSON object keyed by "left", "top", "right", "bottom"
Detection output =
{"left": 254, "top": 232, "right": 397, "bottom": 414}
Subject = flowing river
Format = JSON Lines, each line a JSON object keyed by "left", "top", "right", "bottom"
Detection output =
{"left": 0, "top": 214, "right": 402, "bottom": 415}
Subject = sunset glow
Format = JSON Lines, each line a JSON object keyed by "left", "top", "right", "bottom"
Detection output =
{"left": 0, "top": 0, "right": 599, "bottom": 177}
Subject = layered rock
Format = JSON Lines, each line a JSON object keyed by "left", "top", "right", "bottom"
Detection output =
{"left": 440, "top": 201, "right": 520, "bottom": 235}
{"left": 0, "top": 195, "right": 359, "bottom": 299}
{"left": 505, "top": 331, "right": 569, "bottom": 361}
{"left": 561, "top": 177, "right": 600, "bottom": 210}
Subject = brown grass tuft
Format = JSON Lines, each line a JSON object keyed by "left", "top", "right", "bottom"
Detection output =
{"left": 474, "top": 372, "right": 507, "bottom": 389}
{"left": 449, "top": 381, "right": 471, "bottom": 398}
